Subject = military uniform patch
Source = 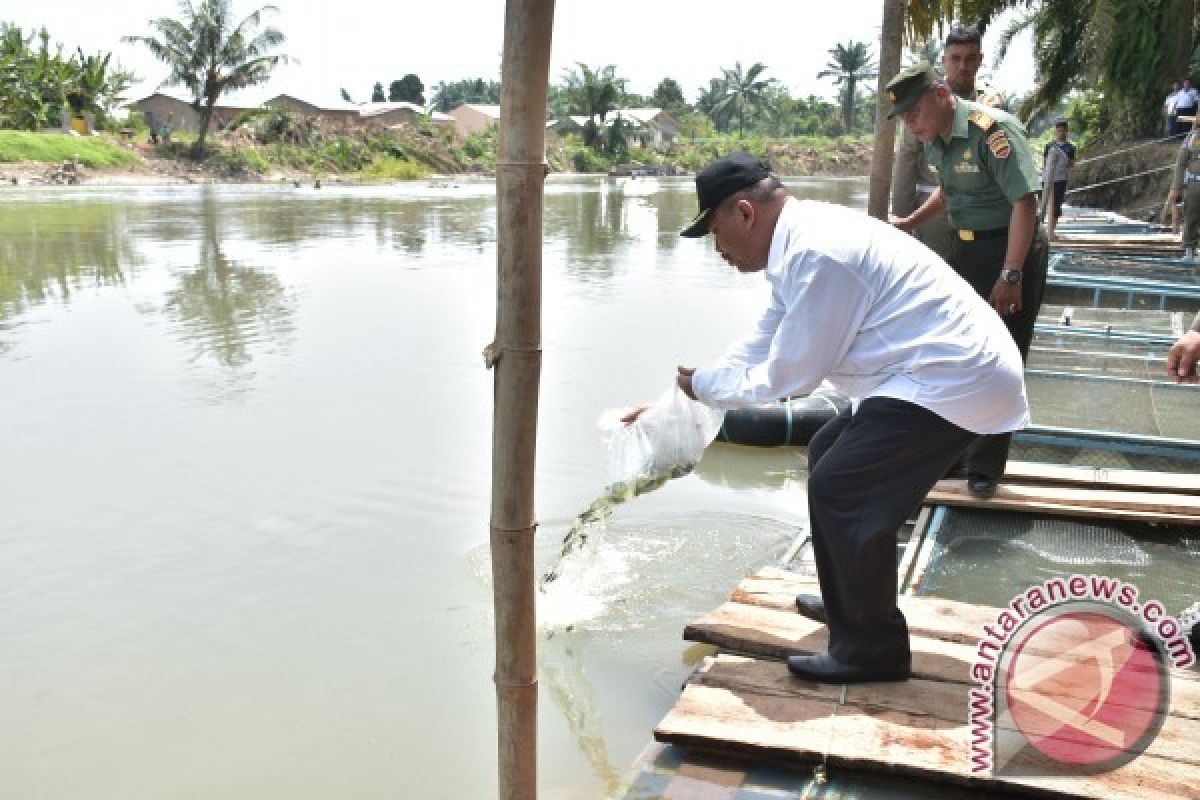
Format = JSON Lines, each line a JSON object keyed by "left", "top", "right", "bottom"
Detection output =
{"left": 968, "top": 109, "right": 995, "bottom": 130}
{"left": 986, "top": 129, "right": 1011, "bottom": 159}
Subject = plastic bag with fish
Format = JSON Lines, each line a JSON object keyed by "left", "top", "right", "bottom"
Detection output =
{"left": 598, "top": 385, "right": 726, "bottom": 485}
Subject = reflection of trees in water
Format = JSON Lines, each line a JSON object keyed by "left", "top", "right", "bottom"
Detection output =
{"left": 545, "top": 185, "right": 632, "bottom": 281}
{"left": 0, "top": 202, "right": 138, "bottom": 325}
{"left": 161, "top": 192, "right": 293, "bottom": 368}
{"left": 182, "top": 192, "right": 495, "bottom": 257}
{"left": 653, "top": 188, "right": 691, "bottom": 252}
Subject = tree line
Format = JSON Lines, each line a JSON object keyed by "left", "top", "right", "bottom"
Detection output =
{"left": 5, "top": 0, "right": 1199, "bottom": 157}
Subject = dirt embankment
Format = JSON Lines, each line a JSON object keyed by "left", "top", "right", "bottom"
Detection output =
{"left": 0, "top": 134, "right": 876, "bottom": 188}
{"left": 1070, "top": 139, "right": 1181, "bottom": 221}
{"left": 763, "top": 139, "right": 874, "bottom": 177}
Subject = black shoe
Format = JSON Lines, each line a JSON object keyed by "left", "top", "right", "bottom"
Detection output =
{"left": 967, "top": 474, "right": 997, "bottom": 498}
{"left": 794, "top": 593, "right": 827, "bottom": 624}
{"left": 786, "top": 652, "right": 910, "bottom": 684}
{"left": 942, "top": 459, "right": 968, "bottom": 480}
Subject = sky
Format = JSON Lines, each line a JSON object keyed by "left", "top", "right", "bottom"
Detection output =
{"left": 7, "top": 0, "right": 1036, "bottom": 107}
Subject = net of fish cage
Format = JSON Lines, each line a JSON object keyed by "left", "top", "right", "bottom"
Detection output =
{"left": 915, "top": 507, "right": 1200, "bottom": 616}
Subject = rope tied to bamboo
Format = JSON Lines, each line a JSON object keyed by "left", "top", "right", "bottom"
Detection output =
{"left": 482, "top": 342, "right": 543, "bottom": 369}
{"left": 496, "top": 160, "right": 551, "bottom": 177}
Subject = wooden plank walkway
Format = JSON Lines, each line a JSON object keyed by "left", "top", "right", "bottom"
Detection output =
{"left": 926, "top": 480, "right": 1200, "bottom": 525}
{"left": 656, "top": 568, "right": 1200, "bottom": 798}
{"left": 1052, "top": 232, "right": 1182, "bottom": 257}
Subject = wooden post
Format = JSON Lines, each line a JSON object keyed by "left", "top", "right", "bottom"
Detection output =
{"left": 866, "top": 0, "right": 908, "bottom": 221}
{"left": 491, "top": 2, "right": 555, "bottom": 799}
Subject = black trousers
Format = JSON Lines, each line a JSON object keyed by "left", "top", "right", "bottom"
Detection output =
{"left": 808, "top": 397, "right": 977, "bottom": 666}
{"left": 947, "top": 231, "right": 1048, "bottom": 481}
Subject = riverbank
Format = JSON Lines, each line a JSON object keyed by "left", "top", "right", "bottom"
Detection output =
{"left": 0, "top": 129, "right": 875, "bottom": 187}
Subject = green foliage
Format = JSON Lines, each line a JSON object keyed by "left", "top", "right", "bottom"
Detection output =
{"left": 708, "top": 62, "right": 776, "bottom": 136}
{"left": 371, "top": 82, "right": 385, "bottom": 102}
{"left": 0, "top": 130, "right": 140, "bottom": 167}
{"left": 570, "top": 145, "right": 609, "bottom": 173}
{"left": 0, "top": 24, "right": 132, "bottom": 130}
{"left": 210, "top": 143, "right": 270, "bottom": 174}
{"left": 123, "top": 0, "right": 289, "bottom": 154}
{"left": 1063, "top": 91, "right": 1106, "bottom": 150}
{"left": 560, "top": 63, "right": 625, "bottom": 147}
{"left": 817, "top": 40, "right": 877, "bottom": 134}
{"left": 650, "top": 78, "right": 688, "bottom": 115}
{"left": 361, "top": 155, "right": 430, "bottom": 180}
{"left": 432, "top": 78, "right": 501, "bottom": 112}
{"left": 460, "top": 128, "right": 497, "bottom": 169}
{"left": 388, "top": 74, "right": 424, "bottom": 104}
{"left": 229, "top": 107, "right": 318, "bottom": 145}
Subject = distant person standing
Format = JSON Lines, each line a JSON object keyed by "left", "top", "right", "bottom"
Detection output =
{"left": 1041, "top": 119, "right": 1076, "bottom": 239}
{"left": 891, "top": 25, "right": 1005, "bottom": 259}
{"left": 1165, "top": 80, "right": 1182, "bottom": 137}
{"left": 1172, "top": 77, "right": 1199, "bottom": 137}
{"left": 1170, "top": 124, "right": 1200, "bottom": 260}
{"left": 887, "top": 63, "right": 1047, "bottom": 499}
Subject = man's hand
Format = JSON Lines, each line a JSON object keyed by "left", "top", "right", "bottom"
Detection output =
{"left": 888, "top": 213, "right": 914, "bottom": 233}
{"left": 1167, "top": 330, "right": 1200, "bottom": 383}
{"left": 676, "top": 366, "right": 697, "bottom": 400}
{"left": 989, "top": 280, "right": 1022, "bottom": 316}
{"left": 620, "top": 405, "right": 650, "bottom": 425}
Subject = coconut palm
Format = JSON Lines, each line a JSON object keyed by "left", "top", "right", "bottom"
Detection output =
{"left": 991, "top": 0, "right": 1192, "bottom": 138}
{"left": 905, "top": 0, "right": 1193, "bottom": 141}
{"left": 124, "top": 0, "right": 287, "bottom": 154}
{"left": 560, "top": 62, "right": 625, "bottom": 148}
{"left": 817, "top": 41, "right": 878, "bottom": 134}
{"left": 709, "top": 61, "right": 774, "bottom": 136}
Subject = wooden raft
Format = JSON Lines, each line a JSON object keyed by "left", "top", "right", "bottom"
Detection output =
{"left": 1052, "top": 232, "right": 1182, "bottom": 257}
{"left": 926, "top": 461, "right": 1200, "bottom": 526}
{"left": 655, "top": 567, "right": 1200, "bottom": 798}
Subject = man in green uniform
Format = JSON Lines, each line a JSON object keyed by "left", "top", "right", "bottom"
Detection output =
{"left": 891, "top": 26, "right": 1005, "bottom": 257}
{"left": 887, "top": 63, "right": 1047, "bottom": 497}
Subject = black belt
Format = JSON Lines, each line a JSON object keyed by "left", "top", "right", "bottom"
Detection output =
{"left": 957, "top": 227, "right": 1008, "bottom": 242}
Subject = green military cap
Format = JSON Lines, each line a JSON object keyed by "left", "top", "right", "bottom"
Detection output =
{"left": 885, "top": 62, "right": 935, "bottom": 119}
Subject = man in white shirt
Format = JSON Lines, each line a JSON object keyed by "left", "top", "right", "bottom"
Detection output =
{"left": 1173, "top": 78, "right": 1200, "bottom": 136}
{"left": 675, "top": 152, "right": 1029, "bottom": 683}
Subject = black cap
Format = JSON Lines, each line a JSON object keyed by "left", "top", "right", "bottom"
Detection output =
{"left": 885, "top": 62, "right": 935, "bottom": 119}
{"left": 680, "top": 151, "right": 771, "bottom": 237}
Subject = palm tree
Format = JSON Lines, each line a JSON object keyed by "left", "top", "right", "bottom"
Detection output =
{"left": 906, "top": 0, "right": 1193, "bottom": 141}
{"left": 710, "top": 61, "right": 774, "bottom": 136}
{"left": 817, "top": 41, "right": 877, "bottom": 134}
{"left": 125, "top": 0, "right": 287, "bottom": 155}
{"left": 560, "top": 62, "right": 624, "bottom": 148}
{"left": 991, "top": 0, "right": 1192, "bottom": 139}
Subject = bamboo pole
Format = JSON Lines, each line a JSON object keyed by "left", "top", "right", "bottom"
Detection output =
{"left": 866, "top": 0, "right": 908, "bottom": 221}
{"left": 490, "top": 2, "right": 555, "bottom": 799}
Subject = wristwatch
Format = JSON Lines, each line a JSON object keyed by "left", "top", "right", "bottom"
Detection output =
{"left": 1000, "top": 268, "right": 1023, "bottom": 284}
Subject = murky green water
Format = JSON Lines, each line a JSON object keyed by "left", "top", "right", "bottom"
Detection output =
{"left": 0, "top": 176, "right": 865, "bottom": 799}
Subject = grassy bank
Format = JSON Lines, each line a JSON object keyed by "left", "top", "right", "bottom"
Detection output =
{"left": 0, "top": 126, "right": 874, "bottom": 183}
{"left": 0, "top": 131, "right": 141, "bottom": 168}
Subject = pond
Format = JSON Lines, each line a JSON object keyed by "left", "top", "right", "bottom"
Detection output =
{"left": 0, "top": 176, "right": 868, "bottom": 799}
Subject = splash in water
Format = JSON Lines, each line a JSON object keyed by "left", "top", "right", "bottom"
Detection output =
{"left": 539, "top": 464, "right": 693, "bottom": 589}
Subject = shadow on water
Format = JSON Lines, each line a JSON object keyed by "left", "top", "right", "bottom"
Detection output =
{"left": 158, "top": 190, "right": 294, "bottom": 369}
